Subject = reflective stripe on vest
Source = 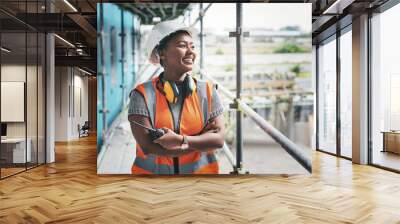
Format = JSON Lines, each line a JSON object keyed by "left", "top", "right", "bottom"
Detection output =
{"left": 196, "top": 80, "right": 209, "bottom": 127}
{"left": 180, "top": 152, "right": 217, "bottom": 174}
{"left": 133, "top": 155, "right": 174, "bottom": 174}
{"left": 143, "top": 81, "right": 156, "bottom": 128}
{"left": 131, "top": 76, "right": 218, "bottom": 174}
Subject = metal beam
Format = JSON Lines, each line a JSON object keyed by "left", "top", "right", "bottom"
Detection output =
{"left": 323, "top": 0, "right": 355, "bottom": 14}
{"left": 144, "top": 3, "right": 157, "bottom": 18}
{"left": 158, "top": 4, "right": 166, "bottom": 19}
{"left": 312, "top": 15, "right": 335, "bottom": 33}
{"left": 313, "top": 14, "right": 352, "bottom": 44}
{"left": 171, "top": 3, "right": 177, "bottom": 19}
{"left": 191, "top": 3, "right": 212, "bottom": 27}
{"left": 86, "top": 0, "right": 96, "bottom": 11}
{"left": 0, "top": 8, "right": 37, "bottom": 32}
{"left": 55, "top": 55, "right": 96, "bottom": 68}
{"left": 123, "top": 4, "right": 149, "bottom": 24}
{"left": 54, "top": 2, "right": 97, "bottom": 46}
{"left": 0, "top": 13, "right": 91, "bottom": 32}
{"left": 67, "top": 13, "right": 97, "bottom": 40}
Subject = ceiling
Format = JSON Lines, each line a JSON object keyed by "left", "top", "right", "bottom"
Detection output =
{"left": 0, "top": 1, "right": 194, "bottom": 74}
{"left": 118, "top": 3, "right": 191, "bottom": 25}
{"left": 310, "top": 0, "right": 389, "bottom": 43}
{"left": 0, "top": 0, "right": 394, "bottom": 73}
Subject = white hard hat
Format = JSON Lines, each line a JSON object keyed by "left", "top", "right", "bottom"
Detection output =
{"left": 144, "top": 20, "right": 198, "bottom": 65}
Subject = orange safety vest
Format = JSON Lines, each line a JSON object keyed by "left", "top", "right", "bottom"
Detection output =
{"left": 131, "top": 76, "right": 219, "bottom": 174}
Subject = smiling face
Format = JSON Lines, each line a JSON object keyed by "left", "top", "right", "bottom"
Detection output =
{"left": 158, "top": 32, "right": 196, "bottom": 75}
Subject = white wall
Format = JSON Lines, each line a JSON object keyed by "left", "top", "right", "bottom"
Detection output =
{"left": 54, "top": 67, "right": 89, "bottom": 141}
{"left": 72, "top": 72, "right": 89, "bottom": 138}
{"left": 1, "top": 65, "right": 26, "bottom": 141}
{"left": 1, "top": 65, "right": 38, "bottom": 138}
{"left": 55, "top": 67, "right": 68, "bottom": 141}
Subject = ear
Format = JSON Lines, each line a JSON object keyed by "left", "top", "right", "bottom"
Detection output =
{"left": 159, "top": 50, "right": 168, "bottom": 67}
{"left": 158, "top": 50, "right": 166, "bottom": 60}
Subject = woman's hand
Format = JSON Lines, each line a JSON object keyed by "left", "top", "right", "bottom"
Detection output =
{"left": 201, "top": 119, "right": 220, "bottom": 134}
{"left": 153, "top": 127, "right": 183, "bottom": 151}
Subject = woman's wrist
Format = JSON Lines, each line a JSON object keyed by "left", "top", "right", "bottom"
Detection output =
{"left": 178, "top": 134, "right": 184, "bottom": 144}
{"left": 180, "top": 135, "right": 189, "bottom": 151}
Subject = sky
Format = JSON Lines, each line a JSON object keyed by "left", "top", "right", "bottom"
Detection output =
{"left": 187, "top": 3, "right": 311, "bottom": 32}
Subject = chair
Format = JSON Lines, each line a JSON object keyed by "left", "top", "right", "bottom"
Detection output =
{"left": 78, "top": 121, "right": 90, "bottom": 138}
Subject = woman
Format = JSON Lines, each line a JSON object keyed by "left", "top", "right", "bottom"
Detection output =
{"left": 128, "top": 20, "right": 225, "bottom": 174}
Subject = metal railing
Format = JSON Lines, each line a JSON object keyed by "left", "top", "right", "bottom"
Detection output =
{"left": 200, "top": 69, "right": 312, "bottom": 173}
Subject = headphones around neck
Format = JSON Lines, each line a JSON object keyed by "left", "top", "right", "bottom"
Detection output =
{"left": 157, "top": 73, "right": 196, "bottom": 104}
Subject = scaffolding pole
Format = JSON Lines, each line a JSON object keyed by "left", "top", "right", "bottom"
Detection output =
{"left": 199, "top": 3, "right": 204, "bottom": 71}
{"left": 120, "top": 9, "right": 126, "bottom": 109}
{"left": 99, "top": 3, "right": 108, "bottom": 146}
{"left": 235, "top": 3, "right": 244, "bottom": 174}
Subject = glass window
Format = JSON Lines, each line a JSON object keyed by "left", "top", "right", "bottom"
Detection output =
{"left": 318, "top": 36, "right": 337, "bottom": 154}
{"left": 371, "top": 3, "right": 400, "bottom": 171}
{"left": 339, "top": 28, "right": 352, "bottom": 158}
{"left": 0, "top": 1, "right": 46, "bottom": 179}
{"left": 1, "top": 30, "right": 28, "bottom": 177}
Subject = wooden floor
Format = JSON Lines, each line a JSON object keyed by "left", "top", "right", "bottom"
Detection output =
{"left": 373, "top": 150, "right": 400, "bottom": 171}
{"left": 1, "top": 167, "right": 26, "bottom": 177}
{"left": 1, "top": 163, "right": 45, "bottom": 178}
{"left": 1, "top": 135, "right": 400, "bottom": 223}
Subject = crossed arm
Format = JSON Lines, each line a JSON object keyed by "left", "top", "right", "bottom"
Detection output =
{"left": 128, "top": 114, "right": 225, "bottom": 157}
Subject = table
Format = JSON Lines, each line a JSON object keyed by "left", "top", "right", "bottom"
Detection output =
{"left": 381, "top": 131, "right": 400, "bottom": 154}
{"left": 1, "top": 138, "right": 31, "bottom": 164}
